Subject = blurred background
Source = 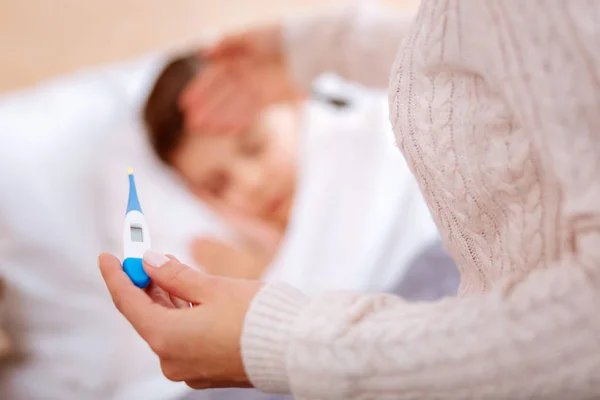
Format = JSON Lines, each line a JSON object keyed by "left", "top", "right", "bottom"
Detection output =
{"left": 0, "top": 0, "right": 418, "bottom": 93}
{"left": 0, "top": 1, "right": 439, "bottom": 400}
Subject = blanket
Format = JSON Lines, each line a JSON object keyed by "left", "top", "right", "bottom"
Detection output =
{"left": 0, "top": 53, "right": 194, "bottom": 400}
{"left": 0, "top": 54, "right": 442, "bottom": 400}
{"left": 264, "top": 83, "right": 440, "bottom": 296}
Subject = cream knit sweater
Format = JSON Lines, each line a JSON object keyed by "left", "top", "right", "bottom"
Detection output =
{"left": 241, "top": 1, "right": 600, "bottom": 398}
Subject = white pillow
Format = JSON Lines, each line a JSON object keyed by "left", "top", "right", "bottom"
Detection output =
{"left": 0, "top": 52, "right": 364, "bottom": 400}
{"left": 0, "top": 53, "right": 224, "bottom": 400}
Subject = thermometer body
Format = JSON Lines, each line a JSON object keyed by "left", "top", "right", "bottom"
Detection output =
{"left": 122, "top": 170, "right": 151, "bottom": 288}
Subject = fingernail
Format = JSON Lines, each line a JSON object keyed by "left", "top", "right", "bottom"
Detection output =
{"left": 143, "top": 251, "right": 170, "bottom": 268}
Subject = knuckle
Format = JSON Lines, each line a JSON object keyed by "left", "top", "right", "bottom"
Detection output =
{"left": 165, "top": 254, "right": 180, "bottom": 262}
{"left": 160, "top": 361, "right": 184, "bottom": 382}
{"left": 161, "top": 262, "right": 191, "bottom": 285}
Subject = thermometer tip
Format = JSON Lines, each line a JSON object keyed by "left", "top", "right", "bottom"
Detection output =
{"left": 126, "top": 169, "right": 142, "bottom": 214}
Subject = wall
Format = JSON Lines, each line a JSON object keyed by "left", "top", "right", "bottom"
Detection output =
{"left": 0, "top": 0, "right": 418, "bottom": 93}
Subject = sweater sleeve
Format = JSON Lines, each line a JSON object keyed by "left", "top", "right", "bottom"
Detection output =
{"left": 282, "top": 1, "right": 414, "bottom": 90}
{"left": 242, "top": 255, "right": 600, "bottom": 398}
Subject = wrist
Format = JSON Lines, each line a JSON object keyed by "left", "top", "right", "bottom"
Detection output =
{"left": 241, "top": 282, "right": 309, "bottom": 394}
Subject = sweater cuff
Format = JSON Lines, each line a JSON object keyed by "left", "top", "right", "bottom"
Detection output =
{"left": 241, "top": 282, "right": 310, "bottom": 394}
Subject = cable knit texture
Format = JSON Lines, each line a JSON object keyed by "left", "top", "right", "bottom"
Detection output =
{"left": 241, "top": 1, "right": 600, "bottom": 398}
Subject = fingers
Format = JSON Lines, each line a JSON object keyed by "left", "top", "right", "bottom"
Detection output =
{"left": 142, "top": 252, "right": 215, "bottom": 304}
{"left": 147, "top": 281, "right": 190, "bottom": 309}
{"left": 205, "top": 33, "right": 247, "bottom": 59}
{"left": 179, "top": 62, "right": 230, "bottom": 110}
{"left": 188, "top": 80, "right": 243, "bottom": 131}
{"left": 181, "top": 61, "right": 257, "bottom": 134}
{"left": 170, "top": 295, "right": 193, "bottom": 309}
{"left": 164, "top": 255, "right": 194, "bottom": 307}
{"left": 204, "top": 92, "right": 260, "bottom": 134}
{"left": 146, "top": 283, "right": 177, "bottom": 309}
{"left": 206, "top": 24, "right": 282, "bottom": 62}
{"left": 181, "top": 25, "right": 287, "bottom": 135}
{"left": 98, "top": 253, "right": 165, "bottom": 335}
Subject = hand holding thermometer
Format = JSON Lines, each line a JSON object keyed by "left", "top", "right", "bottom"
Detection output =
{"left": 123, "top": 168, "right": 152, "bottom": 288}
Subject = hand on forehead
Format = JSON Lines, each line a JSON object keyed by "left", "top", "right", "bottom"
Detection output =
{"left": 180, "top": 57, "right": 264, "bottom": 135}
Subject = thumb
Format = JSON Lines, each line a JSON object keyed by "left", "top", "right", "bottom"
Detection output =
{"left": 142, "top": 251, "right": 214, "bottom": 304}
{"left": 98, "top": 253, "right": 167, "bottom": 337}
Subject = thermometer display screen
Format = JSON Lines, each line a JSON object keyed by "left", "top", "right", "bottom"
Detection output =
{"left": 130, "top": 226, "right": 144, "bottom": 242}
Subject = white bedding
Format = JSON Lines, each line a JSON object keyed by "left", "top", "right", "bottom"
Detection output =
{"left": 0, "top": 55, "right": 439, "bottom": 399}
{"left": 0, "top": 54, "right": 198, "bottom": 400}
{"left": 265, "top": 89, "right": 439, "bottom": 296}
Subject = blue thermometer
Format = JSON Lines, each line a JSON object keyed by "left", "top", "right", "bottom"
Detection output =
{"left": 122, "top": 169, "right": 151, "bottom": 288}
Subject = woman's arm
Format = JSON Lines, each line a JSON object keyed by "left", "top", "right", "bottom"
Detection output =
{"left": 241, "top": 2, "right": 600, "bottom": 398}
{"left": 242, "top": 254, "right": 600, "bottom": 398}
{"left": 283, "top": 2, "right": 415, "bottom": 90}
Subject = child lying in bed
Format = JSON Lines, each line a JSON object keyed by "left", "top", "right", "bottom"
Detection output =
{"left": 142, "top": 53, "right": 456, "bottom": 296}
{"left": 143, "top": 54, "right": 300, "bottom": 280}
{"left": 142, "top": 52, "right": 460, "bottom": 400}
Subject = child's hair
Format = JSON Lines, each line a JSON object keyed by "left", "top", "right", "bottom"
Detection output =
{"left": 143, "top": 53, "right": 203, "bottom": 164}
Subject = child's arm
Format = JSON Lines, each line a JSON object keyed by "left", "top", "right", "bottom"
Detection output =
{"left": 191, "top": 238, "right": 274, "bottom": 280}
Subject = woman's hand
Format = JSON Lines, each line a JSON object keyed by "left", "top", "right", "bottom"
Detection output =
{"left": 180, "top": 24, "right": 303, "bottom": 135}
{"left": 98, "top": 252, "right": 263, "bottom": 389}
{"left": 146, "top": 255, "right": 191, "bottom": 309}
{"left": 204, "top": 24, "right": 284, "bottom": 62}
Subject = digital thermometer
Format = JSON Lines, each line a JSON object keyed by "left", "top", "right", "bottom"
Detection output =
{"left": 123, "top": 168, "right": 151, "bottom": 288}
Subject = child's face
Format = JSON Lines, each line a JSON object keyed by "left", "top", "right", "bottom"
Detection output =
{"left": 171, "top": 104, "right": 299, "bottom": 226}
